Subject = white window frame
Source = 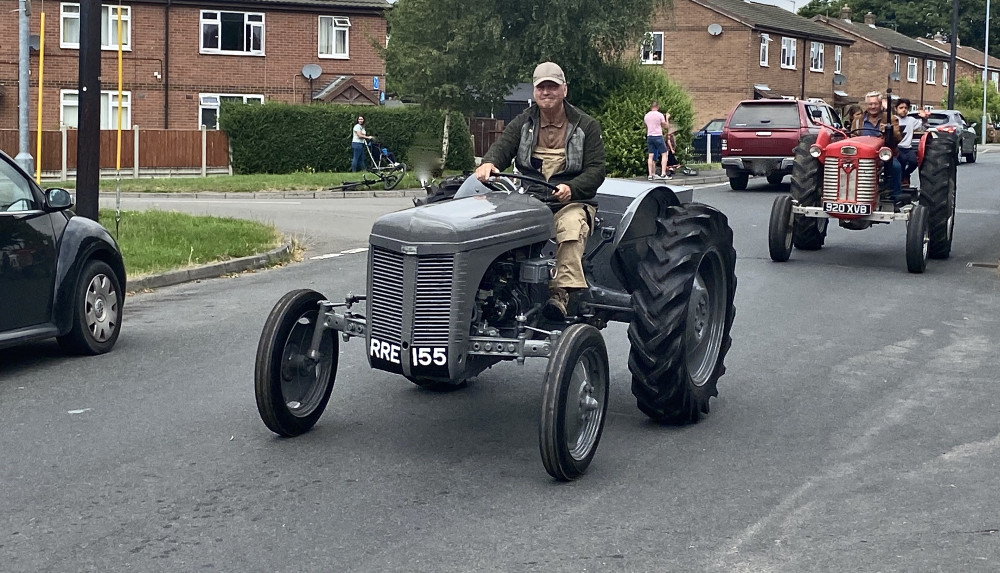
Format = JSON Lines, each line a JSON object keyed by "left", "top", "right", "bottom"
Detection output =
{"left": 200, "top": 10, "right": 265, "bottom": 55}
{"left": 907, "top": 57, "right": 918, "bottom": 82}
{"left": 60, "top": 89, "right": 131, "bottom": 129}
{"left": 640, "top": 32, "right": 664, "bottom": 64}
{"left": 834, "top": 45, "right": 842, "bottom": 73}
{"left": 780, "top": 37, "right": 796, "bottom": 69}
{"left": 942, "top": 62, "right": 949, "bottom": 86}
{"left": 60, "top": 3, "right": 132, "bottom": 51}
{"left": 760, "top": 34, "right": 770, "bottom": 67}
{"left": 318, "top": 16, "right": 351, "bottom": 59}
{"left": 809, "top": 41, "right": 824, "bottom": 72}
{"left": 992, "top": 71, "right": 999, "bottom": 91}
{"left": 893, "top": 55, "right": 900, "bottom": 79}
{"left": 198, "top": 93, "right": 265, "bottom": 130}
{"left": 925, "top": 60, "right": 937, "bottom": 84}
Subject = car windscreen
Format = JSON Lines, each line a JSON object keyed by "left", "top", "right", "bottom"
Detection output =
{"left": 728, "top": 104, "right": 800, "bottom": 129}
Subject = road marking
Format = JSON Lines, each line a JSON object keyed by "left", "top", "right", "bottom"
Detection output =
{"left": 957, "top": 208, "right": 1000, "bottom": 215}
{"left": 134, "top": 200, "right": 303, "bottom": 205}
{"left": 310, "top": 247, "right": 369, "bottom": 260}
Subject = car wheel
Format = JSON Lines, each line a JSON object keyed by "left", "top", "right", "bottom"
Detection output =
{"left": 766, "top": 173, "right": 785, "bottom": 185}
{"left": 729, "top": 174, "right": 749, "bottom": 191}
{"left": 965, "top": 142, "right": 977, "bottom": 163}
{"left": 57, "top": 260, "right": 123, "bottom": 355}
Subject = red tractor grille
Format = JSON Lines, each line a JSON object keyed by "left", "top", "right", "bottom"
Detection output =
{"left": 823, "top": 158, "right": 878, "bottom": 204}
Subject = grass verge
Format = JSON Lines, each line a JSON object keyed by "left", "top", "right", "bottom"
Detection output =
{"left": 99, "top": 209, "right": 282, "bottom": 277}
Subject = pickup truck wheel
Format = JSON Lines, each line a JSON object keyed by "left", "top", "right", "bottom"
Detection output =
{"left": 729, "top": 174, "right": 749, "bottom": 191}
{"left": 255, "top": 289, "right": 338, "bottom": 437}
{"left": 627, "top": 204, "right": 737, "bottom": 424}
{"left": 919, "top": 132, "right": 957, "bottom": 259}
{"left": 56, "top": 260, "right": 123, "bottom": 355}
{"left": 790, "top": 134, "right": 826, "bottom": 250}
{"left": 539, "top": 323, "right": 609, "bottom": 481}
{"left": 766, "top": 173, "right": 785, "bottom": 185}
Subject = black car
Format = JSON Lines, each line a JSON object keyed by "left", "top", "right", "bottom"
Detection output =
{"left": 909, "top": 109, "right": 978, "bottom": 164}
{"left": 0, "top": 150, "right": 125, "bottom": 354}
{"left": 691, "top": 118, "right": 724, "bottom": 162}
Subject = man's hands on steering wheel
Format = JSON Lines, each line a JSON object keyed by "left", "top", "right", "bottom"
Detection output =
{"left": 473, "top": 163, "right": 570, "bottom": 202}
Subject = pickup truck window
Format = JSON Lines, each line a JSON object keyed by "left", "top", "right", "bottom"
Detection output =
{"left": 729, "top": 103, "right": 800, "bottom": 129}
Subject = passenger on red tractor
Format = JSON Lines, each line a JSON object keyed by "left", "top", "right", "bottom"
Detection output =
{"left": 854, "top": 90, "right": 904, "bottom": 206}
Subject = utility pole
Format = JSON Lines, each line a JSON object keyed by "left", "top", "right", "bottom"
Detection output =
{"left": 76, "top": 0, "right": 101, "bottom": 221}
{"left": 984, "top": 0, "right": 991, "bottom": 145}
{"left": 947, "top": 0, "right": 959, "bottom": 108}
{"left": 16, "top": 0, "right": 34, "bottom": 174}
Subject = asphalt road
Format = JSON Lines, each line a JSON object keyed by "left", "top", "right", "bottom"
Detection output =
{"left": 3, "top": 156, "right": 1000, "bottom": 572}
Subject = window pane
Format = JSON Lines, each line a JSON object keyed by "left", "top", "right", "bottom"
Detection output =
{"left": 729, "top": 103, "right": 800, "bottom": 129}
{"left": 319, "top": 18, "right": 332, "bottom": 54}
{"left": 202, "top": 23, "right": 219, "bottom": 49}
{"left": 335, "top": 29, "right": 347, "bottom": 54}
{"left": 220, "top": 13, "right": 244, "bottom": 51}
{"left": 201, "top": 108, "right": 219, "bottom": 130}
{"left": 63, "top": 16, "right": 80, "bottom": 44}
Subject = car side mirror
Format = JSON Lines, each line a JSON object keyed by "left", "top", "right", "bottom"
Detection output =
{"left": 970, "top": 122, "right": 978, "bottom": 129}
{"left": 45, "top": 187, "right": 74, "bottom": 210}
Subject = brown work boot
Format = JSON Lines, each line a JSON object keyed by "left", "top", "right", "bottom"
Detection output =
{"left": 542, "top": 287, "right": 570, "bottom": 321}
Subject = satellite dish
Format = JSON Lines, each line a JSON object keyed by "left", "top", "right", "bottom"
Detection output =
{"left": 708, "top": 23, "right": 723, "bottom": 36}
{"left": 301, "top": 64, "right": 323, "bottom": 80}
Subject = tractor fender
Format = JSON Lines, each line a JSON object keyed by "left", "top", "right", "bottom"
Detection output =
{"left": 610, "top": 186, "right": 683, "bottom": 293}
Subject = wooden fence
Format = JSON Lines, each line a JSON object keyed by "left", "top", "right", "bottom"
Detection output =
{"left": 466, "top": 117, "right": 505, "bottom": 157}
{"left": 0, "top": 128, "right": 231, "bottom": 179}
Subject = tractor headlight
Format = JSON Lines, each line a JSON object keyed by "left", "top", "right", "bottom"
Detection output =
{"left": 878, "top": 147, "right": 893, "bottom": 161}
{"left": 809, "top": 145, "right": 822, "bottom": 158}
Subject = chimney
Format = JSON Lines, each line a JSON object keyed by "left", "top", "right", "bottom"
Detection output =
{"left": 840, "top": 5, "right": 852, "bottom": 21}
{"left": 864, "top": 12, "right": 876, "bottom": 26}
{"left": 933, "top": 32, "right": 945, "bottom": 43}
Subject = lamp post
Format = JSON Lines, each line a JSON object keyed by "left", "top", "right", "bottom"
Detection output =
{"left": 15, "top": 0, "right": 34, "bottom": 174}
{"left": 983, "top": 0, "right": 991, "bottom": 145}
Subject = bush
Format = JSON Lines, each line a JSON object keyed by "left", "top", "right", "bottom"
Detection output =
{"left": 594, "top": 64, "right": 695, "bottom": 178}
{"left": 219, "top": 102, "right": 475, "bottom": 174}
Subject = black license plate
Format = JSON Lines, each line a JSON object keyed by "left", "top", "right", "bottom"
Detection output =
{"left": 824, "top": 201, "right": 870, "bottom": 215}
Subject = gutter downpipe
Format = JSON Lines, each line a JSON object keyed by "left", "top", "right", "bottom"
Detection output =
{"left": 164, "top": 0, "right": 171, "bottom": 128}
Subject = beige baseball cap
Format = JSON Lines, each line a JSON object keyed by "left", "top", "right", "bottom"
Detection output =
{"left": 532, "top": 62, "right": 566, "bottom": 86}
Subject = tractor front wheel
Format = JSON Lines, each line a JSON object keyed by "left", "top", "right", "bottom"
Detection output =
{"left": 768, "top": 195, "right": 794, "bottom": 262}
{"left": 627, "top": 204, "right": 737, "bottom": 424}
{"left": 906, "top": 204, "right": 929, "bottom": 273}
{"left": 790, "top": 134, "right": 827, "bottom": 250}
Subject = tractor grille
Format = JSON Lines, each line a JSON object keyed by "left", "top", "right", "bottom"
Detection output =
{"left": 370, "top": 247, "right": 404, "bottom": 343}
{"left": 413, "top": 255, "right": 454, "bottom": 346}
{"left": 369, "top": 248, "right": 454, "bottom": 347}
{"left": 823, "top": 158, "right": 878, "bottom": 204}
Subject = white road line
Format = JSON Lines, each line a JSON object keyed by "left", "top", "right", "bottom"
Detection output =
{"left": 310, "top": 247, "right": 369, "bottom": 260}
{"left": 957, "top": 208, "right": 1000, "bottom": 215}
{"left": 342, "top": 247, "right": 369, "bottom": 254}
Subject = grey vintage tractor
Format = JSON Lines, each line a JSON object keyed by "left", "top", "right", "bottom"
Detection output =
{"left": 255, "top": 174, "right": 737, "bottom": 480}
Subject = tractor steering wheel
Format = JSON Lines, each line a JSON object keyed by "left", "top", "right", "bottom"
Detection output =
{"left": 481, "top": 172, "right": 562, "bottom": 201}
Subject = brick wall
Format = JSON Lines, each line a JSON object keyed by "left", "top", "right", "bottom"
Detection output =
{"left": 0, "top": 2, "right": 387, "bottom": 130}
{"left": 654, "top": 0, "right": 849, "bottom": 126}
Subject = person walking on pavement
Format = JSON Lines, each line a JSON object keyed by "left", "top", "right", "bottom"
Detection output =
{"left": 351, "top": 115, "right": 373, "bottom": 172}
{"left": 474, "top": 61, "right": 607, "bottom": 321}
{"left": 644, "top": 102, "right": 670, "bottom": 180}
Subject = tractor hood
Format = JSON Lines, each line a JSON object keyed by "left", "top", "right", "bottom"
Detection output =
{"left": 823, "top": 135, "right": 885, "bottom": 156}
{"left": 369, "top": 192, "right": 554, "bottom": 255}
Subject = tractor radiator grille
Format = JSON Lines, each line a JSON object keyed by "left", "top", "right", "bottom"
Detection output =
{"left": 369, "top": 248, "right": 454, "bottom": 347}
{"left": 369, "top": 247, "right": 404, "bottom": 343}
{"left": 823, "top": 158, "right": 878, "bottom": 204}
{"left": 413, "top": 255, "right": 454, "bottom": 346}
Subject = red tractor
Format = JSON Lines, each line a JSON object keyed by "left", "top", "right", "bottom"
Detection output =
{"left": 767, "top": 115, "right": 956, "bottom": 273}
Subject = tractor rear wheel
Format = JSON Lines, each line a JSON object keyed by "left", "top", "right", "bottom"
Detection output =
{"left": 627, "top": 203, "right": 737, "bottom": 424}
{"left": 789, "top": 134, "right": 827, "bottom": 250}
{"left": 919, "top": 132, "right": 957, "bottom": 259}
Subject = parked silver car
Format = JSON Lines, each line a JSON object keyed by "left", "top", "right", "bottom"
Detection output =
{"left": 910, "top": 109, "right": 977, "bottom": 164}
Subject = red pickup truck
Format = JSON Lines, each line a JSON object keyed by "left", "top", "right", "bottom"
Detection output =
{"left": 720, "top": 99, "right": 842, "bottom": 190}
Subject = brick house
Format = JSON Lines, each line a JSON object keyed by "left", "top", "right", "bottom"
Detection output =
{"left": 812, "top": 8, "right": 947, "bottom": 110}
{"left": 916, "top": 34, "right": 1000, "bottom": 97}
{"left": 648, "top": 0, "right": 852, "bottom": 126}
{"left": 0, "top": 0, "right": 390, "bottom": 131}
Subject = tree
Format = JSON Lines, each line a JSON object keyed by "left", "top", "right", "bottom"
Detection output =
{"left": 948, "top": 76, "right": 1000, "bottom": 127}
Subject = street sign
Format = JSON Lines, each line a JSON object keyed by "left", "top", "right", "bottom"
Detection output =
{"left": 380, "top": 91, "right": 385, "bottom": 103}
{"left": 373, "top": 76, "right": 379, "bottom": 90}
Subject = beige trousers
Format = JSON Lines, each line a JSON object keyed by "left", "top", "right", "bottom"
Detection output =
{"left": 551, "top": 203, "right": 596, "bottom": 290}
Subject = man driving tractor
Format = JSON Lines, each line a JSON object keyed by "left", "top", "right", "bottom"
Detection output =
{"left": 474, "top": 62, "right": 607, "bottom": 321}
{"left": 855, "top": 90, "right": 904, "bottom": 208}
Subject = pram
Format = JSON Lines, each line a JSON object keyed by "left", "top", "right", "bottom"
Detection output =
{"left": 360, "top": 139, "right": 407, "bottom": 190}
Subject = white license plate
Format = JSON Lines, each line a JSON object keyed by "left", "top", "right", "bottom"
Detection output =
{"left": 824, "top": 201, "right": 870, "bottom": 215}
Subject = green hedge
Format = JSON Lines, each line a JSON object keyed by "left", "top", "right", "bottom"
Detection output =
{"left": 219, "top": 102, "right": 475, "bottom": 174}
{"left": 595, "top": 64, "right": 695, "bottom": 178}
